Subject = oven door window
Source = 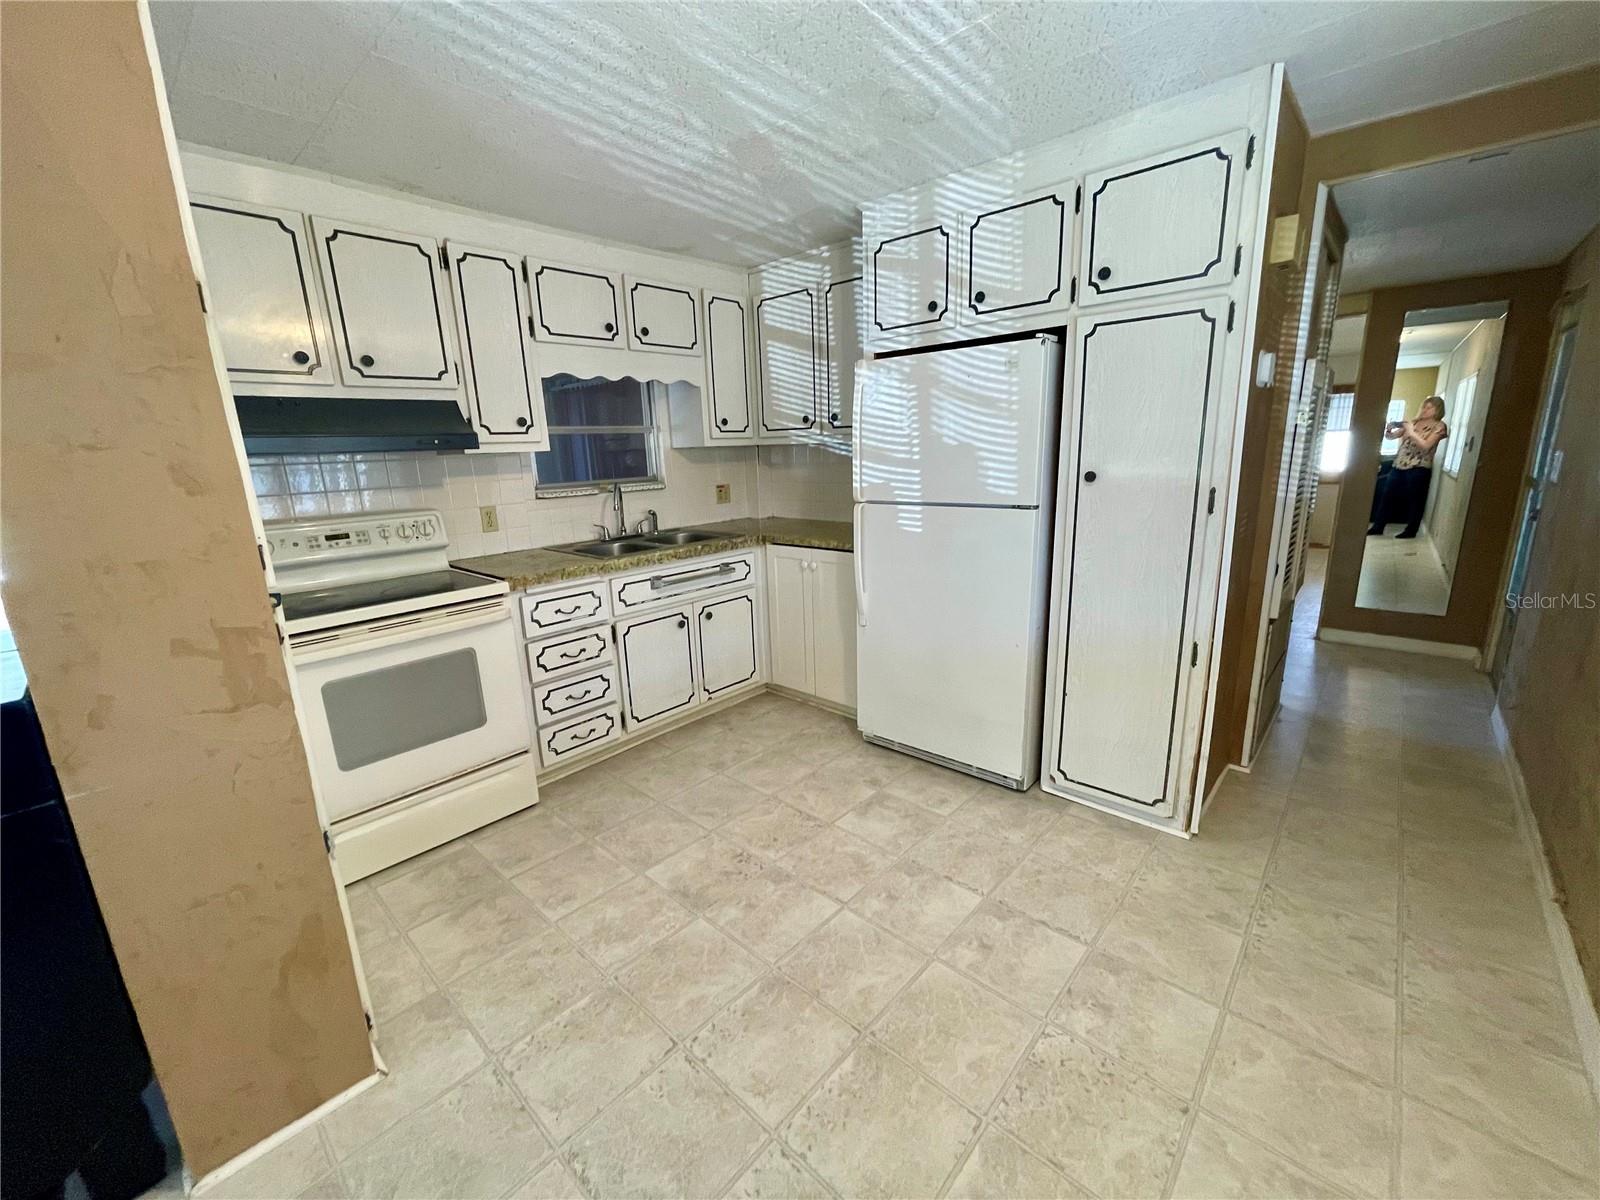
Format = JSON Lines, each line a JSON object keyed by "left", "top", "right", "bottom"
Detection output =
{"left": 321, "top": 648, "right": 488, "bottom": 771}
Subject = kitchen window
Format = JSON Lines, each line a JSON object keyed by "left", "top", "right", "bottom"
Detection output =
{"left": 535, "top": 374, "right": 664, "bottom": 496}
{"left": 1319, "top": 389, "right": 1356, "bottom": 475}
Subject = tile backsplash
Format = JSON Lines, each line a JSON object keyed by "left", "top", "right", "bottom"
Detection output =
{"left": 755, "top": 442, "right": 853, "bottom": 522}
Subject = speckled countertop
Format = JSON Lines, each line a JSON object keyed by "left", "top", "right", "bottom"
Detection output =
{"left": 452, "top": 516, "right": 852, "bottom": 591}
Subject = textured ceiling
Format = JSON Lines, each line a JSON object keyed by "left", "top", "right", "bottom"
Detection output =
{"left": 1335, "top": 126, "right": 1600, "bottom": 292}
{"left": 149, "top": 0, "right": 1600, "bottom": 265}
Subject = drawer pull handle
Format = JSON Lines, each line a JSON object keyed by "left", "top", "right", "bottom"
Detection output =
{"left": 567, "top": 726, "right": 602, "bottom": 746}
{"left": 564, "top": 687, "right": 595, "bottom": 702}
{"left": 556, "top": 648, "right": 588, "bottom": 661}
{"left": 550, "top": 604, "right": 585, "bottom": 616}
{"left": 650, "top": 563, "right": 736, "bottom": 591}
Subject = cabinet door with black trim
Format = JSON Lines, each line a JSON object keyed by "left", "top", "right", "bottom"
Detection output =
{"left": 625, "top": 276, "right": 699, "bottom": 356}
{"left": 446, "top": 241, "right": 547, "bottom": 448}
{"left": 617, "top": 605, "right": 699, "bottom": 728}
{"left": 754, "top": 286, "right": 819, "bottom": 436}
{"left": 695, "top": 592, "right": 759, "bottom": 699}
{"left": 527, "top": 260, "right": 625, "bottom": 347}
{"left": 961, "top": 182, "right": 1075, "bottom": 327}
{"left": 1079, "top": 131, "right": 1248, "bottom": 307}
{"left": 703, "top": 291, "right": 754, "bottom": 440}
{"left": 191, "top": 196, "right": 337, "bottom": 385}
{"left": 863, "top": 194, "right": 959, "bottom": 350}
{"left": 821, "top": 274, "right": 862, "bottom": 433}
{"left": 310, "top": 216, "right": 459, "bottom": 389}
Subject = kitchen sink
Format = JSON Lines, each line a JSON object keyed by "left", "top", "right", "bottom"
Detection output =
{"left": 564, "top": 539, "right": 659, "bottom": 558}
{"left": 641, "top": 529, "right": 726, "bottom": 546}
{"left": 554, "top": 527, "right": 727, "bottom": 559}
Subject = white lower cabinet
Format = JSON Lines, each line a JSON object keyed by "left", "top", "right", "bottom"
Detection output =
{"left": 765, "top": 545, "right": 856, "bottom": 710}
{"left": 617, "top": 605, "right": 699, "bottom": 728}
{"left": 697, "top": 592, "right": 759, "bottom": 700}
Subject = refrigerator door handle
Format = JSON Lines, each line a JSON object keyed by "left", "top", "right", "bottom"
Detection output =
{"left": 851, "top": 362, "right": 867, "bottom": 499}
{"left": 853, "top": 504, "right": 868, "bottom": 627}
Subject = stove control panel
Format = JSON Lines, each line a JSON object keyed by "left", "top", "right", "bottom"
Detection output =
{"left": 265, "top": 510, "right": 448, "bottom": 567}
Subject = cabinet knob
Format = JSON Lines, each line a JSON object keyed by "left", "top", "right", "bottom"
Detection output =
{"left": 359, "top": 353, "right": 375, "bottom": 367}
{"left": 640, "top": 326, "right": 650, "bottom": 337}
{"left": 1083, "top": 470, "right": 1097, "bottom": 483}
{"left": 704, "top": 611, "right": 713, "bottom": 621}
{"left": 926, "top": 300, "right": 938, "bottom": 313}
{"left": 830, "top": 412, "right": 840, "bottom": 424}
{"left": 718, "top": 417, "right": 729, "bottom": 427}
{"left": 1096, "top": 266, "right": 1111, "bottom": 281}
{"left": 516, "top": 416, "right": 529, "bottom": 428}
{"left": 973, "top": 290, "right": 986, "bottom": 304}
{"left": 802, "top": 414, "right": 814, "bottom": 426}
{"left": 677, "top": 618, "right": 687, "bottom": 629}
{"left": 292, "top": 350, "right": 311, "bottom": 365}
{"left": 603, "top": 322, "right": 615, "bottom": 334}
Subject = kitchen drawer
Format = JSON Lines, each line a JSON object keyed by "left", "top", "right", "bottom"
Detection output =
{"left": 539, "top": 705, "right": 621, "bottom": 768}
{"left": 611, "top": 553, "right": 756, "bottom": 613}
{"left": 526, "top": 626, "right": 613, "bottom": 684}
{"left": 532, "top": 663, "right": 619, "bottom": 725}
{"left": 521, "top": 581, "right": 610, "bottom": 637}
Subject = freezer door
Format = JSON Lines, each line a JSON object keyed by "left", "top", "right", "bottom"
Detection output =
{"left": 854, "top": 337, "right": 1062, "bottom": 507}
{"left": 856, "top": 503, "right": 1047, "bottom": 784}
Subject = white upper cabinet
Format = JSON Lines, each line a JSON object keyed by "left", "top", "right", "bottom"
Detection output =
{"left": 528, "top": 261, "right": 624, "bottom": 347}
{"left": 820, "top": 274, "right": 862, "bottom": 432}
{"left": 445, "top": 241, "right": 547, "bottom": 449}
{"left": 961, "top": 181, "right": 1076, "bottom": 326}
{"left": 703, "top": 291, "right": 754, "bottom": 439}
{"left": 190, "top": 196, "right": 336, "bottom": 385}
{"left": 1079, "top": 131, "right": 1248, "bottom": 306}
{"left": 625, "top": 276, "right": 700, "bottom": 356}
{"left": 310, "top": 216, "right": 458, "bottom": 389}
{"left": 864, "top": 196, "right": 957, "bottom": 349}
{"left": 754, "top": 285, "right": 819, "bottom": 436}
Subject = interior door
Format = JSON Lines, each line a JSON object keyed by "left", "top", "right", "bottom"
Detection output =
{"left": 190, "top": 195, "right": 335, "bottom": 384}
{"left": 625, "top": 277, "right": 700, "bottom": 356}
{"left": 755, "top": 287, "right": 818, "bottom": 435}
{"left": 703, "top": 292, "right": 753, "bottom": 438}
{"left": 696, "top": 592, "right": 758, "bottom": 699}
{"left": 617, "top": 606, "right": 697, "bottom": 726}
{"left": 528, "top": 261, "right": 624, "bottom": 346}
{"left": 962, "top": 182, "right": 1075, "bottom": 325}
{"left": 1080, "top": 131, "right": 1247, "bottom": 307}
{"left": 766, "top": 545, "right": 812, "bottom": 693}
{"left": 446, "top": 241, "right": 545, "bottom": 447}
{"left": 821, "top": 275, "right": 862, "bottom": 432}
{"left": 810, "top": 551, "right": 858, "bottom": 710}
{"left": 1051, "top": 301, "right": 1223, "bottom": 814}
{"left": 870, "top": 225, "right": 952, "bottom": 337}
{"left": 311, "top": 217, "right": 457, "bottom": 388}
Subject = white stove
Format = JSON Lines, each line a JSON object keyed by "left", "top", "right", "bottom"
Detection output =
{"left": 267, "top": 511, "right": 537, "bottom": 881}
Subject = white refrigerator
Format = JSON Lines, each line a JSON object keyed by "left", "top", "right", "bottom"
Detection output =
{"left": 852, "top": 334, "right": 1064, "bottom": 789}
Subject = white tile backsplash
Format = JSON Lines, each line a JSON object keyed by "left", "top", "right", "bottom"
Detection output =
{"left": 755, "top": 441, "right": 853, "bottom": 521}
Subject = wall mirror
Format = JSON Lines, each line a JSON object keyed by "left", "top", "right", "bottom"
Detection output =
{"left": 1355, "top": 301, "right": 1508, "bottom": 614}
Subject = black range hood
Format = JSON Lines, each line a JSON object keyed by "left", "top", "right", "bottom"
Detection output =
{"left": 235, "top": 395, "right": 479, "bottom": 455}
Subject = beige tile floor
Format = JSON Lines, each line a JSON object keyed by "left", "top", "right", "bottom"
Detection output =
{"left": 1355, "top": 530, "right": 1452, "bottom": 616}
{"left": 203, "top": 558, "right": 1598, "bottom": 1200}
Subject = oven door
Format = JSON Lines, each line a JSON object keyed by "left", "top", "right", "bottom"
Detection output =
{"left": 290, "top": 598, "right": 530, "bottom": 824}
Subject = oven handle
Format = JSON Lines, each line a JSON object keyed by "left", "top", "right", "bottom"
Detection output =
{"left": 289, "top": 599, "right": 511, "bottom": 663}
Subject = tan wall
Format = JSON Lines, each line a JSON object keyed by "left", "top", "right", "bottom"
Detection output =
{"left": 1390, "top": 366, "right": 1440, "bottom": 418}
{"left": 1499, "top": 227, "right": 1600, "bottom": 1006}
{"left": 1320, "top": 268, "right": 1562, "bottom": 647}
{"left": 0, "top": 1, "right": 373, "bottom": 1177}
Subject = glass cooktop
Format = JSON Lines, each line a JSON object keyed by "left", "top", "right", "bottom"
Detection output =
{"left": 280, "top": 569, "right": 498, "bottom": 624}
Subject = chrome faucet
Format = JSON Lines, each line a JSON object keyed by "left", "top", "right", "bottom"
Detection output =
{"left": 610, "top": 481, "right": 625, "bottom": 539}
{"left": 635, "top": 508, "right": 659, "bottom": 535}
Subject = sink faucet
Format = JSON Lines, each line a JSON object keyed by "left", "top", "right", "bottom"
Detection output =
{"left": 635, "top": 508, "right": 659, "bottom": 535}
{"left": 610, "top": 482, "right": 625, "bottom": 539}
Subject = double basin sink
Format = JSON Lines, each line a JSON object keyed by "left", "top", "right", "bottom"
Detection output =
{"left": 555, "top": 528, "right": 728, "bottom": 559}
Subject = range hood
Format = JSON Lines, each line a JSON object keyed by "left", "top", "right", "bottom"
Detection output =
{"left": 234, "top": 395, "right": 479, "bottom": 455}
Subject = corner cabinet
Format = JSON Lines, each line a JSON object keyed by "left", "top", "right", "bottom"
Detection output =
{"left": 754, "top": 285, "right": 820, "bottom": 437}
{"left": 190, "top": 195, "right": 337, "bottom": 385}
{"left": 746, "top": 241, "right": 861, "bottom": 443}
{"left": 445, "top": 241, "right": 547, "bottom": 450}
{"left": 1079, "top": 131, "right": 1248, "bottom": 307}
{"left": 820, "top": 274, "right": 862, "bottom": 432}
{"left": 309, "top": 217, "right": 459, "bottom": 389}
{"left": 527, "top": 260, "right": 624, "bottom": 347}
{"left": 766, "top": 545, "right": 856, "bottom": 711}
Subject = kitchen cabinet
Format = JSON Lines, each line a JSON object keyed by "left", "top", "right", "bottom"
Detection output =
{"left": 446, "top": 241, "right": 547, "bottom": 450}
{"left": 625, "top": 276, "right": 699, "bottom": 356}
{"left": 616, "top": 605, "right": 699, "bottom": 728}
{"left": 310, "top": 216, "right": 458, "bottom": 389}
{"left": 864, "top": 199, "right": 957, "bottom": 349}
{"left": 961, "top": 182, "right": 1076, "bottom": 326}
{"left": 1044, "top": 299, "right": 1225, "bottom": 818}
{"left": 190, "top": 195, "right": 336, "bottom": 385}
{"left": 754, "top": 286, "right": 819, "bottom": 436}
{"left": 820, "top": 274, "right": 862, "bottom": 432}
{"left": 695, "top": 592, "right": 759, "bottom": 700}
{"left": 765, "top": 545, "right": 856, "bottom": 711}
{"left": 527, "top": 260, "right": 625, "bottom": 346}
{"left": 704, "top": 292, "right": 754, "bottom": 438}
{"left": 1079, "top": 131, "right": 1248, "bottom": 307}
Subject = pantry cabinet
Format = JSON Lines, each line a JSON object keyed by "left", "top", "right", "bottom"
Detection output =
{"left": 766, "top": 545, "right": 856, "bottom": 711}
{"left": 1079, "top": 131, "right": 1248, "bottom": 307}
{"left": 820, "top": 274, "right": 862, "bottom": 432}
{"left": 191, "top": 196, "right": 337, "bottom": 385}
{"left": 754, "top": 286, "right": 819, "bottom": 436}
{"left": 527, "top": 260, "right": 625, "bottom": 346}
{"left": 445, "top": 241, "right": 547, "bottom": 450}
{"left": 961, "top": 182, "right": 1076, "bottom": 326}
{"left": 310, "top": 216, "right": 459, "bottom": 389}
{"left": 625, "top": 276, "right": 699, "bottom": 356}
{"left": 617, "top": 605, "right": 699, "bottom": 727}
{"left": 695, "top": 592, "right": 759, "bottom": 699}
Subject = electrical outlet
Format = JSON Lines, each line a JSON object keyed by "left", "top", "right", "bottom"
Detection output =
{"left": 715, "top": 483, "right": 731, "bottom": 505}
{"left": 480, "top": 505, "right": 499, "bottom": 533}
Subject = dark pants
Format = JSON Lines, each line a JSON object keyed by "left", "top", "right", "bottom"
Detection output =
{"left": 1369, "top": 466, "right": 1431, "bottom": 536}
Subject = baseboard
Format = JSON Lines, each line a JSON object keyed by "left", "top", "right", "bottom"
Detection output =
{"left": 1317, "top": 625, "right": 1480, "bottom": 664}
{"left": 766, "top": 682, "right": 856, "bottom": 719}
{"left": 189, "top": 1067, "right": 382, "bottom": 1196}
{"left": 1490, "top": 704, "right": 1600, "bottom": 1106}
